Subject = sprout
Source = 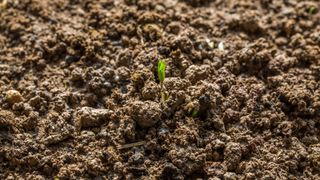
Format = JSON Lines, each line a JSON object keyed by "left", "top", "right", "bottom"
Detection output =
{"left": 308, "top": 6, "right": 317, "bottom": 14}
{"left": 209, "top": 41, "right": 215, "bottom": 49}
{"left": 157, "top": 60, "right": 166, "bottom": 83}
{"left": 157, "top": 60, "right": 167, "bottom": 102}
{"left": 206, "top": 39, "right": 215, "bottom": 49}
{"left": 185, "top": 101, "right": 200, "bottom": 118}
{"left": 218, "top": 42, "right": 224, "bottom": 51}
{"left": 191, "top": 110, "right": 198, "bottom": 118}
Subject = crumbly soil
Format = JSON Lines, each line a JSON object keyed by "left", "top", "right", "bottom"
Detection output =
{"left": 0, "top": 0, "right": 320, "bottom": 179}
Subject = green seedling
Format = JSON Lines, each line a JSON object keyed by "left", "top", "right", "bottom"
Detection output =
{"left": 157, "top": 60, "right": 167, "bottom": 102}
{"left": 308, "top": 6, "right": 317, "bottom": 14}
{"left": 187, "top": 102, "right": 199, "bottom": 118}
{"left": 218, "top": 41, "right": 224, "bottom": 51}
{"left": 157, "top": 60, "right": 166, "bottom": 83}
{"left": 209, "top": 41, "right": 215, "bottom": 49}
{"left": 191, "top": 110, "right": 198, "bottom": 118}
{"left": 187, "top": 107, "right": 198, "bottom": 118}
{"left": 206, "top": 39, "right": 215, "bottom": 49}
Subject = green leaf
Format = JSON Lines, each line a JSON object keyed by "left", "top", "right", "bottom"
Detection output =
{"left": 191, "top": 110, "right": 198, "bottom": 117}
{"left": 157, "top": 60, "right": 166, "bottom": 83}
{"left": 308, "top": 6, "right": 317, "bottom": 14}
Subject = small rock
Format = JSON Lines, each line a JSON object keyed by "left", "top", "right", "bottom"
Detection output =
{"left": 6, "top": 90, "right": 23, "bottom": 104}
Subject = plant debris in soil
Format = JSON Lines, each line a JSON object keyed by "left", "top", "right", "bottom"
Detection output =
{"left": 0, "top": 0, "right": 320, "bottom": 179}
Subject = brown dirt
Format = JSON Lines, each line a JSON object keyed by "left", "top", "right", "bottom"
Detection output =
{"left": 0, "top": 0, "right": 320, "bottom": 179}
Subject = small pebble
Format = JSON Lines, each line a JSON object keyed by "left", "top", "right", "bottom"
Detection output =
{"left": 6, "top": 90, "right": 23, "bottom": 104}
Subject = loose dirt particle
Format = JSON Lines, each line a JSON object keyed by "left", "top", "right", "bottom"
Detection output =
{"left": 1, "top": 0, "right": 320, "bottom": 179}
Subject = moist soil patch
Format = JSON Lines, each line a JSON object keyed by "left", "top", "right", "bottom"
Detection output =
{"left": 0, "top": 0, "right": 320, "bottom": 179}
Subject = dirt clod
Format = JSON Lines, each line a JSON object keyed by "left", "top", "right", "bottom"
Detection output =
{"left": 5, "top": 90, "right": 23, "bottom": 104}
{"left": 130, "top": 101, "right": 162, "bottom": 128}
{"left": 224, "top": 142, "right": 242, "bottom": 171}
{"left": 0, "top": 0, "right": 320, "bottom": 179}
{"left": 75, "top": 107, "right": 112, "bottom": 130}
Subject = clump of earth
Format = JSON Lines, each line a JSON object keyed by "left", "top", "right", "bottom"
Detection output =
{"left": 0, "top": 0, "right": 319, "bottom": 179}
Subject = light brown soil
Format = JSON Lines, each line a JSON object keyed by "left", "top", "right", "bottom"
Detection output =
{"left": 0, "top": 0, "right": 320, "bottom": 179}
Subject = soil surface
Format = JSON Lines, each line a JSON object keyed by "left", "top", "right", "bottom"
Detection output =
{"left": 0, "top": 0, "right": 320, "bottom": 179}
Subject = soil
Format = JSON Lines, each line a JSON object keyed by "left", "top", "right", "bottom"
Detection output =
{"left": 0, "top": 0, "right": 320, "bottom": 179}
